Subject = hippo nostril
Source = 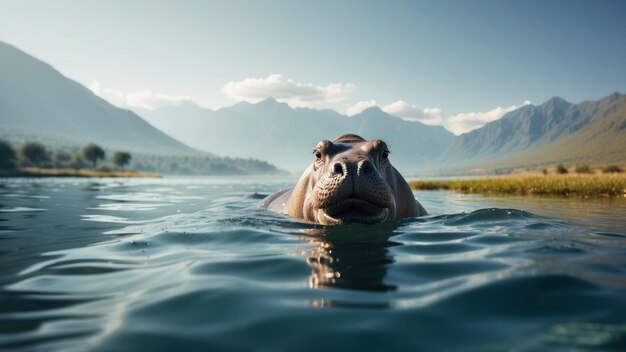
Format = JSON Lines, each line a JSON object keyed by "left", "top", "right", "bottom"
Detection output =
{"left": 357, "top": 160, "right": 373, "bottom": 176}
{"left": 332, "top": 163, "right": 344, "bottom": 176}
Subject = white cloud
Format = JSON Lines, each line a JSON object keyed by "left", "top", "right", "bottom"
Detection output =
{"left": 88, "top": 80, "right": 193, "bottom": 110}
{"left": 345, "top": 98, "right": 531, "bottom": 134}
{"left": 89, "top": 80, "right": 126, "bottom": 107}
{"left": 221, "top": 74, "right": 355, "bottom": 108}
{"left": 444, "top": 100, "right": 531, "bottom": 135}
{"left": 381, "top": 100, "right": 444, "bottom": 125}
{"left": 125, "top": 90, "right": 193, "bottom": 110}
{"left": 346, "top": 99, "right": 378, "bottom": 116}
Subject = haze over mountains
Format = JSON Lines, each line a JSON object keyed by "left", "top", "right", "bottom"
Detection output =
{"left": 0, "top": 41, "right": 193, "bottom": 154}
{"left": 1, "top": 40, "right": 624, "bottom": 176}
{"left": 0, "top": 41, "right": 278, "bottom": 175}
{"left": 137, "top": 100, "right": 455, "bottom": 172}
{"left": 138, "top": 92, "right": 625, "bottom": 174}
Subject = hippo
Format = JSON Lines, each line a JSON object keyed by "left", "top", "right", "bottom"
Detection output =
{"left": 261, "top": 134, "right": 427, "bottom": 225}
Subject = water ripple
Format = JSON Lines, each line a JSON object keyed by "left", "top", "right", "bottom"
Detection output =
{"left": 0, "top": 207, "right": 47, "bottom": 212}
{"left": 0, "top": 178, "right": 625, "bottom": 351}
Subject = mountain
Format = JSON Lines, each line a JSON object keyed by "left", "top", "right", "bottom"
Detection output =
{"left": 488, "top": 93, "right": 626, "bottom": 168}
{"left": 0, "top": 41, "right": 281, "bottom": 175}
{"left": 349, "top": 106, "right": 455, "bottom": 170}
{"left": 6, "top": 39, "right": 619, "bottom": 176}
{"left": 438, "top": 93, "right": 626, "bottom": 171}
{"left": 0, "top": 41, "right": 195, "bottom": 154}
{"left": 138, "top": 99, "right": 455, "bottom": 173}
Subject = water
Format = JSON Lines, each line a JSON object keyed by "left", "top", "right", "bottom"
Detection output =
{"left": 1, "top": 177, "right": 625, "bottom": 351}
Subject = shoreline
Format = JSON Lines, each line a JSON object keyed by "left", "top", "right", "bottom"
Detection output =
{"left": 409, "top": 173, "right": 626, "bottom": 197}
{"left": 0, "top": 167, "right": 161, "bottom": 178}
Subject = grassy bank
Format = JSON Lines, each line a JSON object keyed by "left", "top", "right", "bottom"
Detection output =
{"left": 409, "top": 173, "right": 626, "bottom": 197}
{"left": 0, "top": 167, "right": 160, "bottom": 178}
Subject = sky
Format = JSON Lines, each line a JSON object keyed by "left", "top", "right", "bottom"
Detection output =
{"left": 1, "top": 0, "right": 625, "bottom": 134}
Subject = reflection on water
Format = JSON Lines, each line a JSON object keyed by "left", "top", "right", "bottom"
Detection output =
{"left": 303, "top": 224, "right": 399, "bottom": 292}
{"left": 0, "top": 177, "right": 625, "bottom": 351}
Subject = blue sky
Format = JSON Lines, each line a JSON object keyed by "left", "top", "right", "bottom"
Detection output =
{"left": 1, "top": 0, "right": 625, "bottom": 133}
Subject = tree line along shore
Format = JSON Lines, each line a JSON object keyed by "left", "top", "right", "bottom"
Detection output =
{"left": 2, "top": 140, "right": 624, "bottom": 196}
{"left": 0, "top": 140, "right": 158, "bottom": 177}
{"left": 410, "top": 166, "right": 625, "bottom": 197}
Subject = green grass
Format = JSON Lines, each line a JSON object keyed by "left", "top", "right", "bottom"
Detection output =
{"left": 0, "top": 167, "right": 160, "bottom": 178}
{"left": 410, "top": 173, "right": 626, "bottom": 197}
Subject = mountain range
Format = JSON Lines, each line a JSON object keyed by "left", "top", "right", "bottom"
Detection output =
{"left": 439, "top": 92, "right": 626, "bottom": 172}
{"left": 139, "top": 93, "right": 625, "bottom": 175}
{"left": 0, "top": 41, "right": 278, "bottom": 175}
{"left": 1, "top": 40, "right": 624, "bottom": 176}
{"left": 137, "top": 100, "right": 456, "bottom": 173}
{"left": 0, "top": 41, "right": 195, "bottom": 154}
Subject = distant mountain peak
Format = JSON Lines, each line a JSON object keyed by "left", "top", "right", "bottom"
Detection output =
{"left": 229, "top": 100, "right": 252, "bottom": 109}
{"left": 608, "top": 92, "right": 623, "bottom": 101}
{"left": 438, "top": 92, "right": 626, "bottom": 170}
{"left": 545, "top": 96, "right": 568, "bottom": 104}
{"left": 541, "top": 96, "right": 572, "bottom": 114}
{"left": 257, "top": 97, "right": 284, "bottom": 106}
{"left": 545, "top": 96, "right": 569, "bottom": 105}
{"left": 225, "top": 98, "right": 293, "bottom": 115}
{"left": 357, "top": 106, "right": 384, "bottom": 115}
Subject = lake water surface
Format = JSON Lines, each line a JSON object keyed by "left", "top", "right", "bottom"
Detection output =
{"left": 1, "top": 177, "right": 625, "bottom": 351}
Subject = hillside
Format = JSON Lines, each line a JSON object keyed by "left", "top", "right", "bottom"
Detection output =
{"left": 440, "top": 97, "right": 593, "bottom": 165}
{"left": 488, "top": 93, "right": 626, "bottom": 169}
{"left": 0, "top": 41, "right": 280, "bottom": 175}
{"left": 138, "top": 100, "right": 455, "bottom": 173}
{"left": 0, "top": 41, "right": 195, "bottom": 154}
{"left": 437, "top": 93, "right": 626, "bottom": 172}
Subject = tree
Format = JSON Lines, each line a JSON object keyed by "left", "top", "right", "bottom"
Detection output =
{"left": 20, "top": 142, "right": 49, "bottom": 167}
{"left": 82, "top": 143, "right": 105, "bottom": 169}
{"left": 52, "top": 150, "right": 72, "bottom": 168}
{"left": 112, "top": 151, "right": 132, "bottom": 169}
{"left": 575, "top": 164, "right": 591, "bottom": 174}
{"left": 603, "top": 165, "right": 622, "bottom": 173}
{"left": 556, "top": 164, "right": 568, "bottom": 174}
{"left": 0, "top": 140, "right": 16, "bottom": 170}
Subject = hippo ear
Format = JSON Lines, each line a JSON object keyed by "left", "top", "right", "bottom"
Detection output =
{"left": 392, "top": 167, "right": 425, "bottom": 217}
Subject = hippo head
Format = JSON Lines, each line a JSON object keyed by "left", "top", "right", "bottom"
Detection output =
{"left": 289, "top": 134, "right": 421, "bottom": 225}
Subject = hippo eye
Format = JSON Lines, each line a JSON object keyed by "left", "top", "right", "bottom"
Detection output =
{"left": 382, "top": 150, "right": 390, "bottom": 161}
{"left": 313, "top": 150, "right": 322, "bottom": 160}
